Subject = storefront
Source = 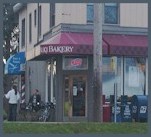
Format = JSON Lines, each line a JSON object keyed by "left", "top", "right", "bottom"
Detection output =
{"left": 26, "top": 24, "right": 148, "bottom": 122}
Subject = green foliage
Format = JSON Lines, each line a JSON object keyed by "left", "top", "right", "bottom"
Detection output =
{"left": 3, "top": 110, "right": 7, "bottom": 120}
{"left": 3, "top": 122, "right": 148, "bottom": 134}
{"left": 3, "top": 3, "right": 18, "bottom": 60}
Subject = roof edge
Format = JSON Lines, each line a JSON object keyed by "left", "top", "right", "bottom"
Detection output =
{"left": 13, "top": 3, "right": 26, "bottom": 13}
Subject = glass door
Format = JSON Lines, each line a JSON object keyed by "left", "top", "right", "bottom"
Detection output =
{"left": 64, "top": 75, "right": 87, "bottom": 119}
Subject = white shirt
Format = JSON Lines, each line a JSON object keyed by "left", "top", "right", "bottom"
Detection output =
{"left": 5, "top": 89, "right": 20, "bottom": 104}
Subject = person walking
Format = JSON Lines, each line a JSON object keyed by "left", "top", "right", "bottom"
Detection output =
{"left": 5, "top": 85, "right": 20, "bottom": 121}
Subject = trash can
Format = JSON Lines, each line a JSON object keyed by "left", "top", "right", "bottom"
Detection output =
{"left": 121, "top": 96, "right": 132, "bottom": 122}
{"left": 111, "top": 104, "right": 121, "bottom": 122}
{"left": 110, "top": 95, "right": 121, "bottom": 122}
{"left": 103, "top": 104, "right": 111, "bottom": 122}
{"left": 131, "top": 95, "right": 148, "bottom": 122}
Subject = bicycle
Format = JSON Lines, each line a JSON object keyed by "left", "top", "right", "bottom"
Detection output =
{"left": 38, "top": 102, "right": 55, "bottom": 122}
{"left": 17, "top": 102, "right": 42, "bottom": 121}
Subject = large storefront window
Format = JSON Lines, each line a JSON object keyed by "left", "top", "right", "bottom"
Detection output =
{"left": 124, "top": 57, "right": 146, "bottom": 96}
{"left": 102, "top": 57, "right": 146, "bottom": 99}
{"left": 102, "top": 57, "right": 121, "bottom": 99}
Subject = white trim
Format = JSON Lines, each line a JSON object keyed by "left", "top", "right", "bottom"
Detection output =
{"left": 121, "top": 56, "right": 124, "bottom": 96}
{"left": 45, "top": 62, "right": 48, "bottom": 102}
{"left": 51, "top": 58, "right": 54, "bottom": 103}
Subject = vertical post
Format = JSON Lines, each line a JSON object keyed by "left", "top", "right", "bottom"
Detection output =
{"left": 113, "top": 56, "right": 118, "bottom": 123}
{"left": 145, "top": 58, "right": 148, "bottom": 95}
{"left": 51, "top": 58, "right": 54, "bottom": 103}
{"left": 45, "top": 62, "right": 48, "bottom": 103}
{"left": 93, "top": 3, "right": 103, "bottom": 122}
{"left": 114, "top": 83, "right": 117, "bottom": 123}
{"left": 122, "top": 56, "right": 125, "bottom": 96}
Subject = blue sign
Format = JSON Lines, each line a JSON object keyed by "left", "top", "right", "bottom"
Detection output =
{"left": 5, "top": 52, "right": 26, "bottom": 75}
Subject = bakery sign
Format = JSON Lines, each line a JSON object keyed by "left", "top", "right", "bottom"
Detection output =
{"left": 41, "top": 45, "right": 74, "bottom": 54}
{"left": 40, "top": 44, "right": 93, "bottom": 55}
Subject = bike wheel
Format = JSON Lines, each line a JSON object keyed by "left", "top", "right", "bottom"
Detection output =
{"left": 17, "top": 110, "right": 26, "bottom": 121}
{"left": 37, "top": 109, "right": 45, "bottom": 122}
{"left": 26, "top": 111, "right": 32, "bottom": 121}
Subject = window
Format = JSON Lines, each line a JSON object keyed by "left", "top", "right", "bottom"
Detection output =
{"left": 34, "top": 9, "right": 37, "bottom": 26}
{"left": 21, "top": 18, "right": 25, "bottom": 47}
{"left": 38, "top": 5, "right": 41, "bottom": 36}
{"left": 124, "top": 58, "right": 146, "bottom": 96}
{"left": 104, "top": 3, "right": 118, "bottom": 24}
{"left": 63, "top": 56, "right": 88, "bottom": 70}
{"left": 50, "top": 3, "right": 55, "bottom": 28}
{"left": 29, "top": 13, "right": 32, "bottom": 42}
{"left": 87, "top": 3, "right": 94, "bottom": 23}
{"left": 87, "top": 3, "right": 119, "bottom": 24}
{"left": 102, "top": 57, "right": 121, "bottom": 99}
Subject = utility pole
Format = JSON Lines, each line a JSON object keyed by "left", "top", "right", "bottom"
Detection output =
{"left": 93, "top": 3, "right": 103, "bottom": 122}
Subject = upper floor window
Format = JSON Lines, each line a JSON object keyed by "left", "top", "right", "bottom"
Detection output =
{"left": 104, "top": 3, "right": 118, "bottom": 24}
{"left": 50, "top": 3, "right": 55, "bottom": 28}
{"left": 21, "top": 18, "right": 25, "bottom": 47}
{"left": 38, "top": 5, "right": 42, "bottom": 37}
{"left": 87, "top": 3, "right": 94, "bottom": 23}
{"left": 34, "top": 9, "right": 37, "bottom": 26}
{"left": 87, "top": 3, "right": 119, "bottom": 24}
{"left": 29, "top": 13, "right": 32, "bottom": 43}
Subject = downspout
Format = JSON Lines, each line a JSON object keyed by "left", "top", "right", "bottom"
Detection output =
{"left": 102, "top": 37, "right": 110, "bottom": 55}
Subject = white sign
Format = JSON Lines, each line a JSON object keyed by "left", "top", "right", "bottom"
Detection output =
{"left": 128, "top": 66, "right": 139, "bottom": 87}
{"left": 132, "top": 106, "right": 137, "bottom": 113}
{"left": 124, "top": 105, "right": 131, "bottom": 116}
{"left": 41, "top": 45, "right": 74, "bottom": 54}
{"left": 140, "top": 106, "right": 147, "bottom": 113}
{"left": 73, "top": 86, "right": 78, "bottom": 96}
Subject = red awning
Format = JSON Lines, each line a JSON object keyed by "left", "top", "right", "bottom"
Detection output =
{"left": 41, "top": 32, "right": 148, "bottom": 56}
{"left": 42, "top": 32, "right": 108, "bottom": 55}
{"left": 103, "top": 34, "right": 148, "bottom": 56}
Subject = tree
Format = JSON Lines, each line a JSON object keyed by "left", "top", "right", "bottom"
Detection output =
{"left": 3, "top": 3, "right": 18, "bottom": 114}
{"left": 3, "top": 3, "right": 18, "bottom": 61}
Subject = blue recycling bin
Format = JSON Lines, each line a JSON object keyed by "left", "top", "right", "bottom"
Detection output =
{"left": 121, "top": 96, "right": 132, "bottom": 122}
{"left": 110, "top": 95, "right": 121, "bottom": 122}
{"left": 131, "top": 95, "right": 148, "bottom": 122}
{"left": 111, "top": 104, "right": 121, "bottom": 122}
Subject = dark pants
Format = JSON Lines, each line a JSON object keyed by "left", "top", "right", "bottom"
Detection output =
{"left": 8, "top": 104, "right": 17, "bottom": 121}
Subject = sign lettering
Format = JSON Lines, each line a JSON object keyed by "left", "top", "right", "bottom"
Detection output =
{"left": 41, "top": 45, "right": 74, "bottom": 54}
